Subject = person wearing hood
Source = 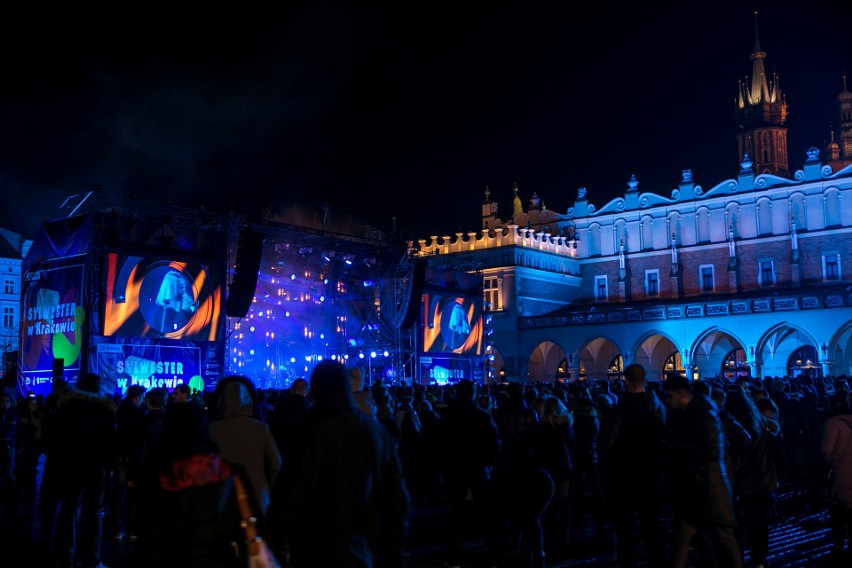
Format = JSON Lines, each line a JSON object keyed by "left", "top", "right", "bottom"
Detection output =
{"left": 210, "top": 376, "right": 282, "bottom": 517}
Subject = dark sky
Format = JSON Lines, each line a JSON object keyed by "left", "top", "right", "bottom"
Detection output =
{"left": 1, "top": 1, "right": 850, "bottom": 243}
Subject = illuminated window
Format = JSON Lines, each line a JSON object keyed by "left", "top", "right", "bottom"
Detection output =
{"left": 3, "top": 306, "right": 14, "bottom": 328}
{"left": 664, "top": 351, "right": 683, "bottom": 373}
{"left": 722, "top": 347, "right": 749, "bottom": 379}
{"left": 608, "top": 354, "right": 623, "bottom": 378}
{"left": 758, "top": 259, "right": 775, "bottom": 287}
{"left": 594, "top": 275, "right": 608, "bottom": 301}
{"left": 483, "top": 276, "right": 502, "bottom": 311}
{"left": 823, "top": 253, "right": 841, "bottom": 281}
{"left": 645, "top": 269, "right": 659, "bottom": 297}
{"left": 699, "top": 264, "right": 714, "bottom": 293}
{"left": 3, "top": 278, "right": 13, "bottom": 295}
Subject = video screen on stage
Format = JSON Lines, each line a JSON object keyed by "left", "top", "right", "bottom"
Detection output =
{"left": 422, "top": 293, "right": 483, "bottom": 355}
{"left": 103, "top": 253, "right": 224, "bottom": 341}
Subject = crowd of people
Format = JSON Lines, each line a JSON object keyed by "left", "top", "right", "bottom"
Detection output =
{"left": 0, "top": 364, "right": 851, "bottom": 568}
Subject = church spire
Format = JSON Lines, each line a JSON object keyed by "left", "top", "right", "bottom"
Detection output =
{"left": 735, "top": 7, "right": 789, "bottom": 177}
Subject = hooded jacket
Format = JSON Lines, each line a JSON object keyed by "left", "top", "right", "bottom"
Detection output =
{"left": 209, "top": 378, "right": 282, "bottom": 515}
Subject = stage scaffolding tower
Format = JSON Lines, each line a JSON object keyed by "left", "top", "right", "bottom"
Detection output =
{"left": 388, "top": 245, "right": 417, "bottom": 385}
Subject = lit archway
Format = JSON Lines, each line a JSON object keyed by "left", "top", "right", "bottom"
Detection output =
{"left": 721, "top": 348, "right": 750, "bottom": 379}
{"left": 664, "top": 351, "right": 684, "bottom": 378}
{"left": 578, "top": 336, "right": 622, "bottom": 382}
{"left": 528, "top": 341, "right": 567, "bottom": 382}
{"left": 829, "top": 321, "right": 852, "bottom": 376}
{"left": 608, "top": 355, "right": 624, "bottom": 379}
{"left": 691, "top": 329, "right": 746, "bottom": 380}
{"left": 787, "top": 345, "right": 820, "bottom": 378}
{"left": 757, "top": 324, "right": 819, "bottom": 379}
{"left": 633, "top": 333, "right": 682, "bottom": 381}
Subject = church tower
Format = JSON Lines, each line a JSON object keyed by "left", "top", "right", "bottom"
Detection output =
{"left": 735, "top": 11, "right": 789, "bottom": 177}
{"left": 827, "top": 75, "right": 852, "bottom": 169}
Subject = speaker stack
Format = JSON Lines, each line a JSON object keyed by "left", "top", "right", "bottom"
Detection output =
{"left": 226, "top": 229, "right": 264, "bottom": 319}
{"left": 394, "top": 257, "right": 427, "bottom": 329}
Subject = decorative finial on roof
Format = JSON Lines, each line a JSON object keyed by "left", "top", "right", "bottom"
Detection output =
{"left": 577, "top": 187, "right": 587, "bottom": 200}
{"left": 512, "top": 183, "right": 523, "bottom": 218}
{"left": 484, "top": 184, "right": 490, "bottom": 201}
{"left": 740, "top": 153, "right": 754, "bottom": 172}
{"left": 681, "top": 169, "right": 693, "bottom": 183}
{"left": 627, "top": 174, "right": 639, "bottom": 191}
{"left": 806, "top": 147, "right": 820, "bottom": 163}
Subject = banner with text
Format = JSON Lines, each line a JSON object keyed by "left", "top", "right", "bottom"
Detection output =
{"left": 90, "top": 336, "right": 218, "bottom": 395}
{"left": 19, "top": 263, "right": 87, "bottom": 395}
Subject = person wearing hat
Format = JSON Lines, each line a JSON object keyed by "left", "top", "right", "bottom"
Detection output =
{"left": 663, "top": 373, "right": 743, "bottom": 568}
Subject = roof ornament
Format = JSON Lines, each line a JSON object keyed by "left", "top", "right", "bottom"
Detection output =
{"left": 740, "top": 153, "right": 754, "bottom": 173}
{"left": 512, "top": 182, "right": 523, "bottom": 218}
{"left": 681, "top": 169, "right": 693, "bottom": 183}
{"left": 627, "top": 174, "right": 639, "bottom": 191}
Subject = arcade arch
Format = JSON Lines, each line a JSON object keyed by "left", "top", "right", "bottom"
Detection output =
{"left": 756, "top": 324, "right": 819, "bottom": 378}
{"left": 577, "top": 336, "right": 622, "bottom": 382}
{"left": 829, "top": 321, "right": 852, "bottom": 376}
{"left": 691, "top": 328, "right": 746, "bottom": 380}
{"left": 633, "top": 333, "right": 682, "bottom": 381}
{"left": 528, "top": 340, "right": 567, "bottom": 382}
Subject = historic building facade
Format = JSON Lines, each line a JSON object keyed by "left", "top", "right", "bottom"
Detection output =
{"left": 415, "top": 36, "right": 852, "bottom": 384}
{"left": 0, "top": 228, "right": 32, "bottom": 376}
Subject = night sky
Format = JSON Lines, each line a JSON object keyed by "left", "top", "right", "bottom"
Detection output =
{"left": 1, "top": 1, "right": 850, "bottom": 243}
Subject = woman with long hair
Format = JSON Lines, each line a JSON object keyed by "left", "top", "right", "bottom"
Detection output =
{"left": 529, "top": 396, "right": 574, "bottom": 559}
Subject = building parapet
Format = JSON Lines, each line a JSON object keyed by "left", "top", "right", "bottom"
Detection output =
{"left": 416, "top": 224, "right": 577, "bottom": 257}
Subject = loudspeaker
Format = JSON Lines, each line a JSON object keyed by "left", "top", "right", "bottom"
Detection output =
{"left": 52, "top": 357, "right": 64, "bottom": 378}
{"left": 226, "top": 229, "right": 264, "bottom": 319}
{"left": 398, "top": 257, "right": 427, "bottom": 329}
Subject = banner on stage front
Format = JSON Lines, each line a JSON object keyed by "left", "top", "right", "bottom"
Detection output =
{"left": 91, "top": 336, "right": 208, "bottom": 395}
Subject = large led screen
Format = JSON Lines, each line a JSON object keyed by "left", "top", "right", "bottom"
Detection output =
{"left": 422, "top": 293, "right": 483, "bottom": 355}
{"left": 103, "top": 253, "right": 224, "bottom": 341}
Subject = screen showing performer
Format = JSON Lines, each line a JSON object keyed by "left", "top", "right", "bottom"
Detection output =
{"left": 152, "top": 270, "right": 198, "bottom": 333}
{"left": 422, "top": 293, "right": 483, "bottom": 355}
{"left": 103, "top": 254, "right": 224, "bottom": 340}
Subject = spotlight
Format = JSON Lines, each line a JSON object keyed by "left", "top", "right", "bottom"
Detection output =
{"left": 322, "top": 251, "right": 333, "bottom": 262}
{"left": 343, "top": 254, "right": 354, "bottom": 265}
{"left": 359, "top": 352, "right": 365, "bottom": 359}
{"left": 370, "top": 351, "right": 377, "bottom": 358}
{"left": 383, "top": 350, "right": 389, "bottom": 357}
{"left": 290, "top": 274, "right": 296, "bottom": 280}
